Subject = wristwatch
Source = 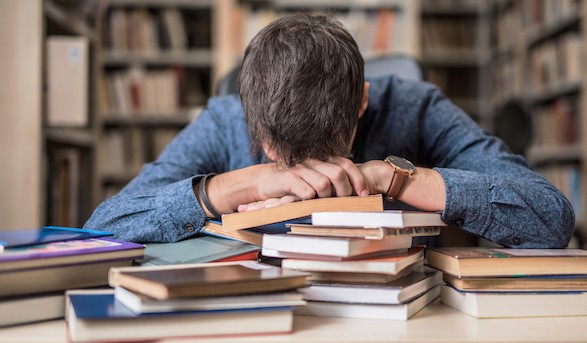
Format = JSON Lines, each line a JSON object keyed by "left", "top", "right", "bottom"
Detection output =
{"left": 384, "top": 155, "right": 416, "bottom": 201}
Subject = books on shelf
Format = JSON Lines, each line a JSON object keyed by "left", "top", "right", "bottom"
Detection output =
{"left": 287, "top": 223, "right": 442, "bottom": 240}
{"left": 136, "top": 234, "right": 260, "bottom": 266}
{"left": 262, "top": 234, "right": 412, "bottom": 260}
{"left": 425, "top": 247, "right": 587, "bottom": 277}
{"left": 281, "top": 246, "right": 425, "bottom": 275}
{"left": 66, "top": 289, "right": 295, "bottom": 343}
{"left": 0, "top": 292, "right": 65, "bottom": 328}
{"left": 296, "top": 285, "right": 441, "bottom": 320}
{"left": 441, "top": 285, "right": 587, "bottom": 318}
{"left": 114, "top": 286, "right": 305, "bottom": 314}
{"left": 221, "top": 194, "right": 384, "bottom": 231}
{"left": 299, "top": 267, "right": 442, "bottom": 305}
{"left": 108, "top": 260, "right": 309, "bottom": 300}
{"left": 311, "top": 210, "right": 446, "bottom": 228}
{"left": 47, "top": 36, "right": 88, "bottom": 127}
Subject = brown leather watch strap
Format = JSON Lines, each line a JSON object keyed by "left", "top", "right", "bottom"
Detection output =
{"left": 386, "top": 169, "right": 409, "bottom": 201}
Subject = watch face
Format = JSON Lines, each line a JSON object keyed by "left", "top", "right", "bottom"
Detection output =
{"left": 386, "top": 156, "right": 416, "bottom": 172}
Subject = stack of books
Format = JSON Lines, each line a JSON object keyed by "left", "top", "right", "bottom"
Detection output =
{"left": 262, "top": 210, "right": 446, "bottom": 320}
{"left": 426, "top": 247, "right": 587, "bottom": 318}
{"left": 0, "top": 226, "right": 145, "bottom": 327}
{"left": 66, "top": 260, "right": 309, "bottom": 342}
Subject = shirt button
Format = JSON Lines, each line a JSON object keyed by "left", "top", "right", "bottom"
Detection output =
{"left": 512, "top": 237, "right": 522, "bottom": 245}
{"left": 184, "top": 223, "right": 195, "bottom": 232}
{"left": 455, "top": 218, "right": 464, "bottom": 226}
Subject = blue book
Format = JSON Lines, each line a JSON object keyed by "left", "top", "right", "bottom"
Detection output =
{"left": 0, "top": 226, "right": 112, "bottom": 249}
{"left": 66, "top": 290, "right": 295, "bottom": 342}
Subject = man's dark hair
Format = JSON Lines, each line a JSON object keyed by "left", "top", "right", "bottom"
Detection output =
{"left": 238, "top": 14, "right": 365, "bottom": 167}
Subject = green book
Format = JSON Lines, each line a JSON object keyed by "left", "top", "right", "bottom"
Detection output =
{"left": 137, "top": 234, "right": 260, "bottom": 266}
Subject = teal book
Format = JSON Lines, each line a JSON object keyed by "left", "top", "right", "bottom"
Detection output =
{"left": 0, "top": 226, "right": 112, "bottom": 249}
{"left": 137, "top": 234, "right": 260, "bottom": 266}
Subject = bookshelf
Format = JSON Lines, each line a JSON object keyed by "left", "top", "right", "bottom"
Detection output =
{"left": 214, "top": 0, "right": 421, "bottom": 85}
{"left": 95, "top": 0, "right": 214, "bottom": 200}
{"left": 420, "top": 0, "right": 492, "bottom": 130}
{"left": 0, "top": 0, "right": 97, "bottom": 229}
{"left": 490, "top": 0, "right": 585, "bottom": 247}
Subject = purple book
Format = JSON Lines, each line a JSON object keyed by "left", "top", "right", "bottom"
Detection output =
{"left": 0, "top": 238, "right": 145, "bottom": 272}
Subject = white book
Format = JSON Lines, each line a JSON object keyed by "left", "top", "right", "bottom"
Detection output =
{"left": 296, "top": 285, "right": 441, "bottom": 320}
{"left": 441, "top": 284, "right": 587, "bottom": 318}
{"left": 281, "top": 246, "right": 423, "bottom": 274}
{"left": 300, "top": 267, "right": 442, "bottom": 305}
{"left": 0, "top": 292, "right": 64, "bottom": 327}
{"left": 312, "top": 210, "right": 446, "bottom": 228}
{"left": 262, "top": 234, "right": 412, "bottom": 259}
{"left": 115, "top": 287, "right": 305, "bottom": 313}
{"left": 47, "top": 36, "right": 88, "bottom": 127}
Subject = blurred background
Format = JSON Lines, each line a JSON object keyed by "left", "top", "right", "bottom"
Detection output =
{"left": 0, "top": 0, "right": 584, "bottom": 247}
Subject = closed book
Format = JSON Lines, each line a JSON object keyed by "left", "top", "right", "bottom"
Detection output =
{"left": 47, "top": 36, "right": 88, "bottom": 127}
{"left": 0, "top": 226, "right": 112, "bottom": 248}
{"left": 115, "top": 286, "right": 305, "bottom": 313}
{"left": 0, "top": 238, "right": 144, "bottom": 272}
{"left": 0, "top": 259, "right": 134, "bottom": 297}
{"left": 137, "top": 234, "right": 259, "bottom": 266}
{"left": 287, "top": 223, "right": 442, "bottom": 240}
{"left": 108, "top": 260, "right": 309, "bottom": 300}
{"left": 440, "top": 285, "right": 587, "bottom": 318}
{"left": 444, "top": 274, "right": 587, "bottom": 292}
{"left": 308, "top": 261, "right": 424, "bottom": 284}
{"left": 221, "top": 195, "right": 384, "bottom": 231}
{"left": 262, "top": 234, "right": 412, "bottom": 259}
{"left": 282, "top": 246, "right": 424, "bottom": 274}
{"left": 0, "top": 292, "right": 64, "bottom": 328}
{"left": 311, "top": 210, "right": 446, "bottom": 228}
{"left": 296, "top": 285, "right": 441, "bottom": 320}
{"left": 66, "top": 290, "right": 294, "bottom": 343}
{"left": 426, "top": 248, "right": 587, "bottom": 277}
{"left": 300, "top": 267, "right": 442, "bottom": 304}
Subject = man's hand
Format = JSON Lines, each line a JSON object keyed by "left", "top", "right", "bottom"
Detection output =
{"left": 232, "top": 157, "right": 369, "bottom": 213}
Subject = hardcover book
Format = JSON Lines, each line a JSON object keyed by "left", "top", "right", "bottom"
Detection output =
{"left": 0, "top": 226, "right": 112, "bottom": 248}
{"left": 441, "top": 285, "right": 587, "bottom": 318}
{"left": 66, "top": 289, "right": 295, "bottom": 343}
{"left": 311, "top": 210, "right": 446, "bottom": 228}
{"left": 286, "top": 223, "right": 442, "bottom": 240}
{"left": 296, "top": 285, "right": 441, "bottom": 320}
{"left": 300, "top": 267, "right": 442, "bottom": 305}
{"left": 262, "top": 234, "right": 412, "bottom": 259}
{"left": 444, "top": 273, "right": 587, "bottom": 292}
{"left": 114, "top": 286, "right": 305, "bottom": 313}
{"left": 221, "top": 195, "right": 384, "bottom": 231}
{"left": 0, "top": 238, "right": 144, "bottom": 272}
{"left": 108, "top": 260, "right": 309, "bottom": 300}
{"left": 425, "top": 247, "right": 587, "bottom": 277}
{"left": 281, "top": 246, "right": 424, "bottom": 275}
{"left": 136, "top": 234, "right": 259, "bottom": 266}
{"left": 0, "top": 292, "right": 65, "bottom": 327}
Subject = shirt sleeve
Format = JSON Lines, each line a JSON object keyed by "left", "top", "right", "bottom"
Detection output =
{"left": 84, "top": 107, "right": 231, "bottom": 243}
{"left": 421, "top": 87, "right": 575, "bottom": 248}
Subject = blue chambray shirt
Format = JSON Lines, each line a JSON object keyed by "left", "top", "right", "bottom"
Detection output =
{"left": 85, "top": 75, "right": 575, "bottom": 248}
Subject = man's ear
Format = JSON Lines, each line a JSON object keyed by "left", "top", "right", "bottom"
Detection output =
{"left": 359, "top": 82, "right": 370, "bottom": 119}
{"left": 262, "top": 142, "right": 278, "bottom": 162}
